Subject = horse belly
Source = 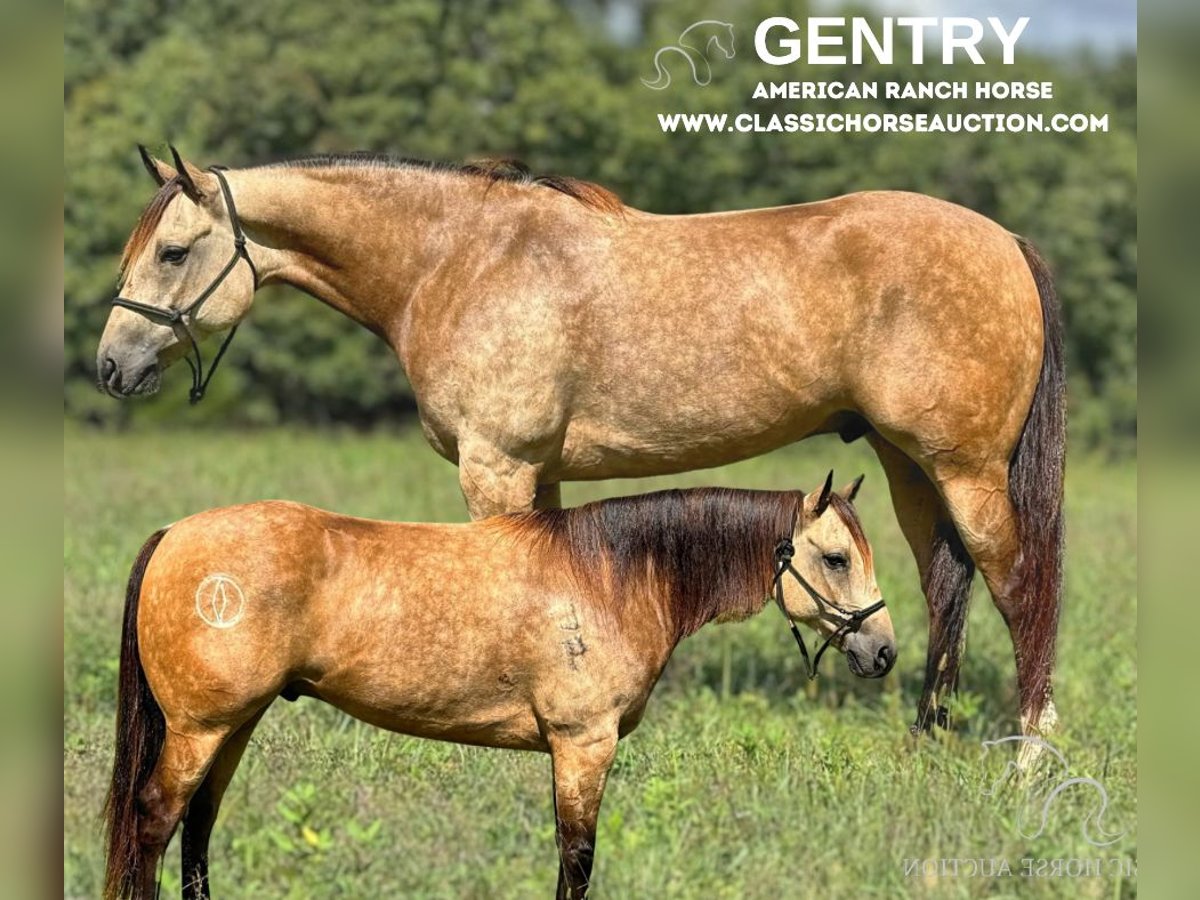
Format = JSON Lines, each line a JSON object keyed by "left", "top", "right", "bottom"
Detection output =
{"left": 310, "top": 676, "right": 549, "bottom": 751}
{"left": 554, "top": 403, "right": 831, "bottom": 480}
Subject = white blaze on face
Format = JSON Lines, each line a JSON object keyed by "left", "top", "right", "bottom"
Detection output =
{"left": 195, "top": 573, "right": 247, "bottom": 628}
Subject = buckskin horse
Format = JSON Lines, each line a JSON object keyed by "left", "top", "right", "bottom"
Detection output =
{"left": 103, "top": 480, "right": 893, "bottom": 899}
{"left": 95, "top": 148, "right": 1065, "bottom": 741}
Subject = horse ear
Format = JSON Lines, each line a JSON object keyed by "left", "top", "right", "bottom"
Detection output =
{"left": 137, "top": 144, "right": 174, "bottom": 186}
{"left": 809, "top": 470, "right": 834, "bottom": 517}
{"left": 169, "top": 144, "right": 208, "bottom": 202}
{"left": 841, "top": 474, "right": 865, "bottom": 504}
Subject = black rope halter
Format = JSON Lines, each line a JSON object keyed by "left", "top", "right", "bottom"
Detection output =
{"left": 111, "top": 166, "right": 258, "bottom": 404}
{"left": 771, "top": 514, "right": 887, "bottom": 679}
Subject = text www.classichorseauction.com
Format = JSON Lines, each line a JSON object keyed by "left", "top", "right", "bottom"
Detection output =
{"left": 646, "top": 18, "right": 1111, "bottom": 135}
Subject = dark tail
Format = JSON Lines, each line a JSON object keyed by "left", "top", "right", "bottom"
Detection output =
{"left": 103, "top": 528, "right": 169, "bottom": 900}
{"left": 1009, "top": 237, "right": 1067, "bottom": 726}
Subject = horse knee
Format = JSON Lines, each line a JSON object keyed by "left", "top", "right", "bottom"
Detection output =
{"left": 457, "top": 441, "right": 543, "bottom": 518}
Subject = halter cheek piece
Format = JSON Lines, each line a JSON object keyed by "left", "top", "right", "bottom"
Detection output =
{"left": 111, "top": 166, "right": 258, "bottom": 404}
{"left": 771, "top": 524, "right": 887, "bottom": 679}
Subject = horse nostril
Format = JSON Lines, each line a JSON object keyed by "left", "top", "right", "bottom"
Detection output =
{"left": 103, "top": 357, "right": 123, "bottom": 392}
{"left": 876, "top": 644, "right": 894, "bottom": 671}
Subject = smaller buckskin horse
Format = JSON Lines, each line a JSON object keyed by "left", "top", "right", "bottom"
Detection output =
{"left": 104, "top": 477, "right": 893, "bottom": 899}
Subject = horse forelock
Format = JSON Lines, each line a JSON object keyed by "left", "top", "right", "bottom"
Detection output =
{"left": 268, "top": 152, "right": 624, "bottom": 215}
{"left": 119, "top": 179, "right": 185, "bottom": 284}
{"left": 500, "top": 488, "right": 799, "bottom": 640}
{"left": 827, "top": 492, "right": 872, "bottom": 568}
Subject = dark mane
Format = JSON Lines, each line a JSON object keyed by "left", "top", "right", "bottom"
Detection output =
{"left": 502, "top": 488, "right": 801, "bottom": 640}
{"left": 268, "top": 152, "right": 624, "bottom": 214}
{"left": 119, "top": 178, "right": 185, "bottom": 283}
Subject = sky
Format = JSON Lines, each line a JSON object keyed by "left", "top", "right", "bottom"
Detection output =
{"left": 820, "top": 0, "right": 1137, "bottom": 53}
{"left": 605, "top": 1, "right": 1136, "bottom": 55}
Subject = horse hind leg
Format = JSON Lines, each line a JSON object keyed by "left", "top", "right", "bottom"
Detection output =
{"left": 133, "top": 725, "right": 231, "bottom": 898}
{"left": 869, "top": 435, "right": 975, "bottom": 733}
{"left": 937, "top": 466, "right": 1060, "bottom": 749}
{"left": 181, "top": 710, "right": 268, "bottom": 899}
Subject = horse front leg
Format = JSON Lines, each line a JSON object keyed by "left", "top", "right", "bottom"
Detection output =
{"left": 548, "top": 728, "right": 618, "bottom": 899}
{"left": 457, "top": 438, "right": 543, "bottom": 518}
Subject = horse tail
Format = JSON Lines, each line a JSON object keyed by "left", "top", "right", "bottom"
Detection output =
{"left": 104, "top": 527, "right": 169, "bottom": 899}
{"left": 1009, "top": 236, "right": 1067, "bottom": 729}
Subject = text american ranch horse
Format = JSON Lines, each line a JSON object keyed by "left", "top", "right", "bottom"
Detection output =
{"left": 96, "top": 149, "right": 1065, "bottom": 740}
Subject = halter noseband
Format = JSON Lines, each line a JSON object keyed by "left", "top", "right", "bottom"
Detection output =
{"left": 771, "top": 515, "right": 887, "bottom": 679}
{"left": 111, "top": 166, "right": 258, "bottom": 404}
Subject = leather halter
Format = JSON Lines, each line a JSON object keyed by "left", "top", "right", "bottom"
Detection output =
{"left": 111, "top": 167, "right": 258, "bottom": 404}
{"left": 771, "top": 514, "right": 887, "bottom": 679}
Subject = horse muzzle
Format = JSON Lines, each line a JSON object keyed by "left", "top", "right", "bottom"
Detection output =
{"left": 97, "top": 350, "right": 161, "bottom": 398}
{"left": 846, "top": 634, "right": 896, "bottom": 678}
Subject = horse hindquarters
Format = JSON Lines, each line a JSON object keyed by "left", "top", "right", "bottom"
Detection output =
{"left": 105, "top": 530, "right": 231, "bottom": 899}
{"left": 105, "top": 527, "right": 273, "bottom": 899}
{"left": 942, "top": 238, "right": 1064, "bottom": 742}
{"left": 869, "top": 236, "right": 1065, "bottom": 740}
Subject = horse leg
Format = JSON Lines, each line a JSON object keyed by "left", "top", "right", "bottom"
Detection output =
{"left": 868, "top": 435, "right": 975, "bottom": 733}
{"left": 535, "top": 483, "right": 562, "bottom": 510}
{"left": 457, "top": 438, "right": 541, "bottom": 518}
{"left": 181, "top": 710, "right": 266, "bottom": 899}
{"left": 135, "top": 725, "right": 229, "bottom": 898}
{"left": 548, "top": 729, "right": 618, "bottom": 900}
{"left": 936, "top": 467, "right": 1059, "bottom": 750}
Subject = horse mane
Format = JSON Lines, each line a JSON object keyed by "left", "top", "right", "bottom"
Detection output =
{"left": 118, "top": 178, "right": 185, "bottom": 284}
{"left": 500, "top": 488, "right": 803, "bottom": 641}
{"left": 271, "top": 152, "right": 624, "bottom": 215}
{"left": 117, "top": 153, "right": 621, "bottom": 280}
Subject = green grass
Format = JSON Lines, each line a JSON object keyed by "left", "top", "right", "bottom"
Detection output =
{"left": 64, "top": 425, "right": 1136, "bottom": 898}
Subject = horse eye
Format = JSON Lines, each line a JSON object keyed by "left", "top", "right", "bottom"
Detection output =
{"left": 159, "top": 246, "right": 188, "bottom": 265}
{"left": 823, "top": 553, "right": 848, "bottom": 571}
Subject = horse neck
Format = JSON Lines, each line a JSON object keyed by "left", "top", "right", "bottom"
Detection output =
{"left": 224, "top": 166, "right": 502, "bottom": 353}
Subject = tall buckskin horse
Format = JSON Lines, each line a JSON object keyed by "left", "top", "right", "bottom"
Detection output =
{"left": 103, "top": 481, "right": 894, "bottom": 899}
{"left": 96, "top": 148, "right": 1065, "bottom": 741}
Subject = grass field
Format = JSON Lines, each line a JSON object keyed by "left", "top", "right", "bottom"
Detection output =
{"left": 64, "top": 425, "right": 1136, "bottom": 898}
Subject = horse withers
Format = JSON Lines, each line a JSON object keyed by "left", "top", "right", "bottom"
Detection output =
{"left": 104, "top": 475, "right": 893, "bottom": 899}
